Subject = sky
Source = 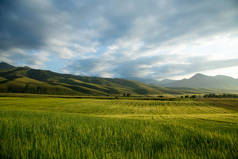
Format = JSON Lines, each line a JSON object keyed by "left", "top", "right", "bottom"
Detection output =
{"left": 0, "top": 0, "right": 238, "bottom": 80}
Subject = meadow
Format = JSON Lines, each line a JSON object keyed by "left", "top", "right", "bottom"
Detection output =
{"left": 0, "top": 97, "right": 238, "bottom": 158}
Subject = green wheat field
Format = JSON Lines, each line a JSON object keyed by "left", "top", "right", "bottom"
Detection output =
{"left": 0, "top": 97, "right": 238, "bottom": 159}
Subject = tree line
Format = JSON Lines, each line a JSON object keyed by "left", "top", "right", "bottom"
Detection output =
{"left": 181, "top": 93, "right": 238, "bottom": 99}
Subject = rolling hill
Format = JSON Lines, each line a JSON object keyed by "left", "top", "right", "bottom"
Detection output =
{"left": 0, "top": 62, "right": 188, "bottom": 96}
{"left": 156, "top": 73, "right": 238, "bottom": 90}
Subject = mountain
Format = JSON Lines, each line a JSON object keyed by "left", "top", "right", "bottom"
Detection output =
{"left": 157, "top": 73, "right": 238, "bottom": 90}
{"left": 0, "top": 62, "right": 185, "bottom": 96}
{"left": 0, "top": 62, "right": 15, "bottom": 71}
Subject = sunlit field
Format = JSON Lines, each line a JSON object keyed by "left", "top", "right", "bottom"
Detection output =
{"left": 0, "top": 97, "right": 238, "bottom": 158}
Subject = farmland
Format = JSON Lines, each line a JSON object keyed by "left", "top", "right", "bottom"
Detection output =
{"left": 0, "top": 97, "right": 238, "bottom": 158}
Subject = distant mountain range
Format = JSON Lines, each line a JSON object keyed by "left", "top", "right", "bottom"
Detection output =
{"left": 155, "top": 73, "right": 238, "bottom": 90}
{"left": 0, "top": 62, "right": 199, "bottom": 96}
{"left": 0, "top": 62, "right": 237, "bottom": 95}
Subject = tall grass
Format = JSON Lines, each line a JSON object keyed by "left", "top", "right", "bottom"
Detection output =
{"left": 0, "top": 97, "right": 238, "bottom": 158}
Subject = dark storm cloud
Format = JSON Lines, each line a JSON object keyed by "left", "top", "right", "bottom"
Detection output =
{"left": 0, "top": 0, "right": 48, "bottom": 50}
{"left": 1, "top": 0, "right": 238, "bottom": 78}
{"left": 2, "top": 0, "right": 236, "bottom": 51}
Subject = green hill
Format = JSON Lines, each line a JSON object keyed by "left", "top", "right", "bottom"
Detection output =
{"left": 0, "top": 62, "right": 185, "bottom": 96}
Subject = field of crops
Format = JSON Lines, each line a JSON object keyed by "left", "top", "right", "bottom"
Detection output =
{"left": 0, "top": 97, "right": 238, "bottom": 158}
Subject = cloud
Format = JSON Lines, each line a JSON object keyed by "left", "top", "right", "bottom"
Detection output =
{"left": 150, "top": 57, "right": 238, "bottom": 79}
{"left": 0, "top": 48, "right": 49, "bottom": 68}
{"left": 0, "top": 0, "right": 48, "bottom": 50}
{"left": 66, "top": 52, "right": 238, "bottom": 80}
{"left": 1, "top": 0, "right": 238, "bottom": 79}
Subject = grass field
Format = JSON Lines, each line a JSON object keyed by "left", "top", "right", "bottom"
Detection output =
{"left": 0, "top": 97, "right": 238, "bottom": 158}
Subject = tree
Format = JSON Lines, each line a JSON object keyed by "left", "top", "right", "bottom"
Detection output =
{"left": 123, "top": 92, "right": 131, "bottom": 97}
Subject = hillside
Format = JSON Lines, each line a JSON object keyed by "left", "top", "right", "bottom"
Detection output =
{"left": 0, "top": 62, "right": 186, "bottom": 96}
{"left": 0, "top": 62, "right": 15, "bottom": 71}
{"left": 157, "top": 73, "right": 238, "bottom": 90}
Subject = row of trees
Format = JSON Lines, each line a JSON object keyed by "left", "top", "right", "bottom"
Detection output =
{"left": 121, "top": 93, "right": 238, "bottom": 98}
{"left": 180, "top": 95, "right": 202, "bottom": 99}
{"left": 181, "top": 93, "right": 238, "bottom": 99}
{"left": 203, "top": 93, "right": 238, "bottom": 98}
